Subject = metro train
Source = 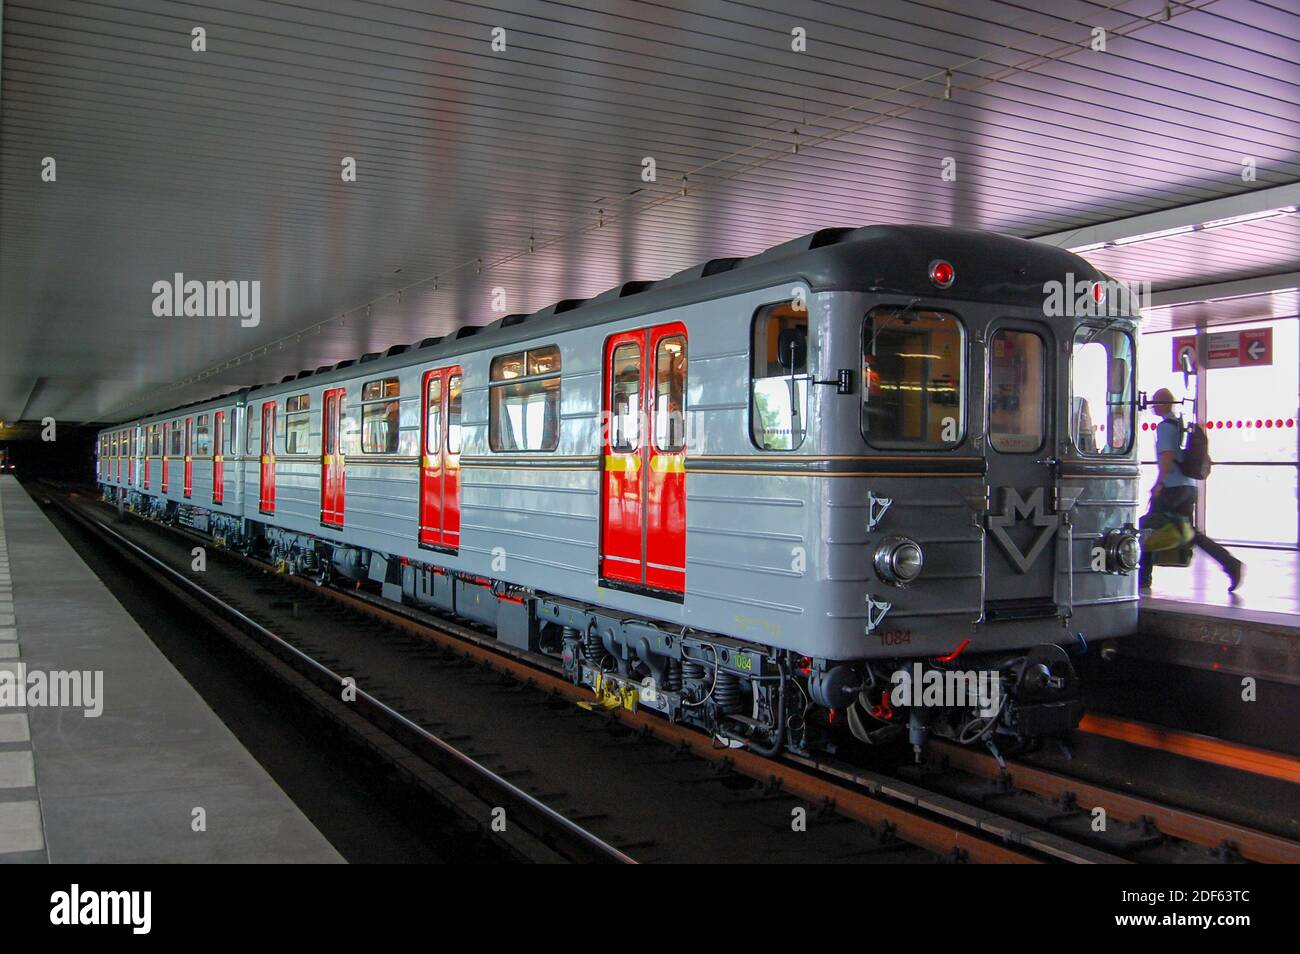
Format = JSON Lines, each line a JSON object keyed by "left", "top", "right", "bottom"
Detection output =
{"left": 97, "top": 225, "right": 1143, "bottom": 759}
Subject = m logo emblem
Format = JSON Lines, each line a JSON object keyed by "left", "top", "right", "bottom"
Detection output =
{"left": 987, "top": 487, "right": 1060, "bottom": 573}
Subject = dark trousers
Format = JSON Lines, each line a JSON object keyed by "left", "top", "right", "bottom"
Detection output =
{"left": 1138, "top": 484, "right": 1238, "bottom": 583}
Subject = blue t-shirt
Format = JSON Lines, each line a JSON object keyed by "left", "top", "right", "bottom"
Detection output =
{"left": 1155, "top": 418, "right": 1196, "bottom": 488}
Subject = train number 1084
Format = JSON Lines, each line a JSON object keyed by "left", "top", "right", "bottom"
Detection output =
{"left": 878, "top": 629, "right": 912, "bottom": 646}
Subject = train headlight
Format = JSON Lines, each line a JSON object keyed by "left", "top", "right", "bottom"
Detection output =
{"left": 874, "top": 535, "right": 924, "bottom": 586}
{"left": 1104, "top": 526, "right": 1141, "bottom": 574}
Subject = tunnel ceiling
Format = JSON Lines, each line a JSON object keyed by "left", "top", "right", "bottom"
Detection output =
{"left": 1, "top": 0, "right": 1298, "bottom": 423}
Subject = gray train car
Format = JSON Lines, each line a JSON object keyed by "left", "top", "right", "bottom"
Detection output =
{"left": 99, "top": 225, "right": 1143, "bottom": 758}
{"left": 102, "top": 391, "right": 248, "bottom": 534}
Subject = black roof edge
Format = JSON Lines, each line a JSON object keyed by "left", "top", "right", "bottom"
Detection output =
{"left": 809, "top": 227, "right": 856, "bottom": 249}
{"left": 701, "top": 257, "right": 741, "bottom": 277}
{"left": 620, "top": 280, "right": 655, "bottom": 297}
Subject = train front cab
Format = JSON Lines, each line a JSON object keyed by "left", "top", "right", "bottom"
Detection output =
{"left": 817, "top": 284, "right": 1141, "bottom": 754}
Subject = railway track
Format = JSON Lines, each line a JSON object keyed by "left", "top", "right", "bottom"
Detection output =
{"left": 924, "top": 741, "right": 1300, "bottom": 865}
{"left": 52, "top": 485, "right": 1300, "bottom": 864}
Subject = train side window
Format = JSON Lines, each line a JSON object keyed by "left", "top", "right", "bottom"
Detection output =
{"left": 323, "top": 396, "right": 338, "bottom": 455}
{"left": 285, "top": 394, "right": 312, "bottom": 454}
{"left": 490, "top": 346, "right": 561, "bottom": 452}
{"left": 169, "top": 423, "right": 183, "bottom": 456}
{"left": 610, "top": 342, "right": 642, "bottom": 452}
{"left": 989, "top": 329, "right": 1045, "bottom": 453}
{"left": 447, "top": 374, "right": 462, "bottom": 454}
{"left": 1071, "top": 327, "right": 1134, "bottom": 456}
{"left": 229, "top": 407, "right": 239, "bottom": 454}
{"left": 750, "top": 301, "right": 809, "bottom": 451}
{"left": 862, "top": 306, "right": 965, "bottom": 449}
{"left": 196, "top": 415, "right": 211, "bottom": 457}
{"left": 425, "top": 376, "right": 442, "bottom": 455}
{"left": 361, "top": 377, "right": 400, "bottom": 454}
{"left": 655, "top": 336, "right": 687, "bottom": 451}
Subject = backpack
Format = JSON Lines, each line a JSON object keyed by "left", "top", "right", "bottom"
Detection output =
{"left": 1179, "top": 421, "right": 1212, "bottom": 480}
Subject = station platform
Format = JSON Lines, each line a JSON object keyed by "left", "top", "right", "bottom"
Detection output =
{"left": 0, "top": 476, "right": 341, "bottom": 863}
{"left": 1135, "top": 549, "right": 1300, "bottom": 689}
{"left": 1144, "top": 547, "right": 1300, "bottom": 621}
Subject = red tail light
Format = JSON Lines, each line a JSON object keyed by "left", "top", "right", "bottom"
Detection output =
{"left": 929, "top": 259, "right": 955, "bottom": 288}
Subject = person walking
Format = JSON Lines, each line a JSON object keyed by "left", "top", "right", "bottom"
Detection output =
{"left": 1138, "top": 388, "right": 1243, "bottom": 592}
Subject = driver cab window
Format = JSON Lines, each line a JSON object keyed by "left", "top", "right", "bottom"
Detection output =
{"left": 1071, "top": 327, "right": 1134, "bottom": 455}
{"left": 862, "top": 306, "right": 964, "bottom": 448}
{"left": 989, "top": 329, "right": 1045, "bottom": 453}
{"left": 750, "top": 301, "right": 809, "bottom": 451}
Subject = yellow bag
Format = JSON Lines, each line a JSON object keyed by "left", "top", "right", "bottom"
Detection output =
{"left": 1145, "top": 517, "right": 1195, "bottom": 552}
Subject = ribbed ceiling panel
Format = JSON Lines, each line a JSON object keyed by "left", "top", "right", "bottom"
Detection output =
{"left": 1, "top": 0, "right": 1297, "bottom": 421}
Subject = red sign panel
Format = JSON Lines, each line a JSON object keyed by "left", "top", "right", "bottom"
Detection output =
{"left": 1239, "top": 328, "right": 1272, "bottom": 366}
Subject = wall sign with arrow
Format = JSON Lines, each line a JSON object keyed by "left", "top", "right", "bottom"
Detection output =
{"left": 1171, "top": 327, "right": 1273, "bottom": 372}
